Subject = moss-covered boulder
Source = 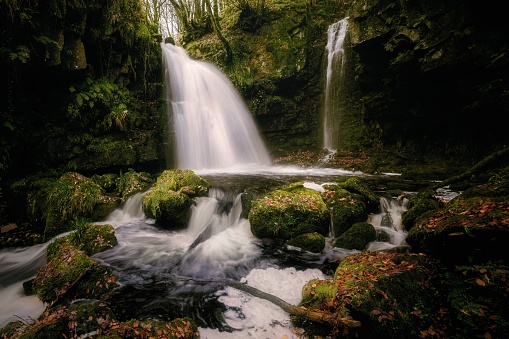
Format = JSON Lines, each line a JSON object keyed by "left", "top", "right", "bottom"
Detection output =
{"left": 248, "top": 182, "right": 329, "bottom": 240}
{"left": 5, "top": 302, "right": 115, "bottom": 339}
{"left": 333, "top": 222, "right": 376, "bottom": 250}
{"left": 97, "top": 317, "right": 200, "bottom": 339}
{"left": 3, "top": 301, "right": 200, "bottom": 339}
{"left": 339, "top": 177, "right": 380, "bottom": 213}
{"left": 322, "top": 185, "right": 368, "bottom": 236}
{"left": 43, "top": 172, "right": 119, "bottom": 239}
{"left": 47, "top": 219, "right": 117, "bottom": 258}
{"left": 402, "top": 190, "right": 444, "bottom": 231}
{"left": 295, "top": 252, "right": 448, "bottom": 338}
{"left": 32, "top": 243, "right": 117, "bottom": 304}
{"left": 286, "top": 232, "right": 326, "bottom": 253}
{"left": 116, "top": 168, "right": 153, "bottom": 201}
{"left": 406, "top": 196, "right": 509, "bottom": 265}
{"left": 142, "top": 169, "right": 210, "bottom": 229}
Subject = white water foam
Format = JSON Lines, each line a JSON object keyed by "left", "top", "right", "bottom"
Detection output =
{"left": 199, "top": 267, "right": 326, "bottom": 339}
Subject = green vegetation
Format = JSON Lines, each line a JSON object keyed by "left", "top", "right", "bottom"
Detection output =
{"left": 142, "top": 169, "right": 210, "bottom": 228}
{"left": 333, "top": 221, "right": 376, "bottom": 250}
{"left": 248, "top": 182, "right": 329, "bottom": 239}
{"left": 286, "top": 232, "right": 326, "bottom": 253}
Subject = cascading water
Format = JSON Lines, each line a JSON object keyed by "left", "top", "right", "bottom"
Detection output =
{"left": 161, "top": 43, "right": 271, "bottom": 170}
{"left": 322, "top": 18, "right": 349, "bottom": 151}
{"left": 367, "top": 196, "right": 410, "bottom": 251}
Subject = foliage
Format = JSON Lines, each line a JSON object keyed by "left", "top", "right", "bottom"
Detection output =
{"left": 43, "top": 172, "right": 116, "bottom": 238}
{"left": 67, "top": 77, "right": 137, "bottom": 132}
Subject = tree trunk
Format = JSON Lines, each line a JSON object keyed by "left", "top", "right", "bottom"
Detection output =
{"left": 226, "top": 281, "right": 361, "bottom": 328}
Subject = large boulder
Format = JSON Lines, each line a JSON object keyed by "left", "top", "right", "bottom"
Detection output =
{"left": 295, "top": 252, "right": 448, "bottom": 338}
{"left": 333, "top": 221, "right": 376, "bottom": 250}
{"left": 142, "top": 169, "right": 210, "bottom": 229}
{"left": 248, "top": 182, "right": 329, "bottom": 240}
{"left": 406, "top": 196, "right": 509, "bottom": 265}
{"left": 286, "top": 232, "right": 326, "bottom": 253}
{"left": 32, "top": 242, "right": 117, "bottom": 304}
{"left": 322, "top": 185, "right": 368, "bottom": 236}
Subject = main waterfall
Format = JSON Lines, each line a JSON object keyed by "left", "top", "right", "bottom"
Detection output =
{"left": 323, "top": 18, "right": 349, "bottom": 151}
{"left": 161, "top": 43, "right": 271, "bottom": 170}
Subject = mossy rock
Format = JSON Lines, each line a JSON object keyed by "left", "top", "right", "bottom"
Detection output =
{"left": 97, "top": 317, "right": 200, "bottom": 339}
{"left": 295, "top": 252, "right": 449, "bottom": 338}
{"left": 47, "top": 220, "right": 117, "bottom": 258}
{"left": 116, "top": 168, "right": 153, "bottom": 201}
{"left": 322, "top": 186, "right": 368, "bottom": 236}
{"left": 406, "top": 196, "right": 509, "bottom": 265}
{"left": 32, "top": 243, "right": 117, "bottom": 303}
{"left": 91, "top": 173, "right": 119, "bottom": 193}
{"left": 401, "top": 190, "right": 444, "bottom": 231}
{"left": 142, "top": 169, "right": 210, "bottom": 229}
{"left": 286, "top": 232, "right": 326, "bottom": 253}
{"left": 248, "top": 182, "right": 329, "bottom": 240}
{"left": 13, "top": 302, "right": 115, "bottom": 339}
{"left": 445, "top": 261, "right": 509, "bottom": 339}
{"left": 43, "top": 172, "right": 119, "bottom": 239}
{"left": 333, "top": 222, "right": 376, "bottom": 250}
{"left": 339, "top": 177, "right": 380, "bottom": 213}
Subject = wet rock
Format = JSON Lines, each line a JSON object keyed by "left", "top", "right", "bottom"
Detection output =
{"left": 248, "top": 182, "right": 329, "bottom": 240}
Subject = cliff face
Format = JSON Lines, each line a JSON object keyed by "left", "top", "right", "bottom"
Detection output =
{"left": 184, "top": 0, "right": 349, "bottom": 155}
{"left": 185, "top": 0, "right": 508, "bottom": 161}
{"left": 0, "top": 0, "right": 165, "bottom": 178}
{"left": 338, "top": 0, "right": 509, "bottom": 157}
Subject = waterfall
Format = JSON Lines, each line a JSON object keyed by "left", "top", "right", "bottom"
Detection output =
{"left": 323, "top": 18, "right": 349, "bottom": 151}
{"left": 161, "top": 43, "right": 271, "bottom": 170}
{"left": 367, "top": 196, "right": 409, "bottom": 251}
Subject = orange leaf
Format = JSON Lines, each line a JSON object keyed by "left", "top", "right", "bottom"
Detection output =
{"left": 372, "top": 310, "right": 381, "bottom": 315}
{"left": 476, "top": 279, "right": 486, "bottom": 286}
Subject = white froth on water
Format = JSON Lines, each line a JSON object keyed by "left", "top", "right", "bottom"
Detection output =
{"left": 199, "top": 267, "right": 326, "bottom": 339}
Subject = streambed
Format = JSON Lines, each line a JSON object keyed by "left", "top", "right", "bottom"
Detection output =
{"left": 0, "top": 168, "right": 440, "bottom": 338}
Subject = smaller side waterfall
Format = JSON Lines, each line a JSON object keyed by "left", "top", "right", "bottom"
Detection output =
{"left": 323, "top": 18, "right": 349, "bottom": 151}
{"left": 367, "top": 196, "right": 409, "bottom": 251}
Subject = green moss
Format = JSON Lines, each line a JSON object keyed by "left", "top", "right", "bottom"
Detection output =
{"left": 333, "top": 221, "right": 376, "bottom": 250}
{"left": 116, "top": 168, "right": 153, "bottom": 200}
{"left": 33, "top": 243, "right": 117, "bottom": 303}
{"left": 339, "top": 177, "right": 380, "bottom": 213}
{"left": 406, "top": 196, "right": 509, "bottom": 265}
{"left": 43, "top": 222, "right": 118, "bottom": 260}
{"left": 322, "top": 186, "right": 368, "bottom": 236}
{"left": 402, "top": 190, "right": 443, "bottom": 230}
{"left": 97, "top": 317, "right": 200, "bottom": 339}
{"left": 142, "top": 170, "right": 210, "bottom": 228}
{"left": 248, "top": 182, "right": 329, "bottom": 239}
{"left": 43, "top": 172, "right": 117, "bottom": 239}
{"left": 286, "top": 232, "right": 325, "bottom": 253}
{"left": 296, "top": 252, "right": 447, "bottom": 338}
